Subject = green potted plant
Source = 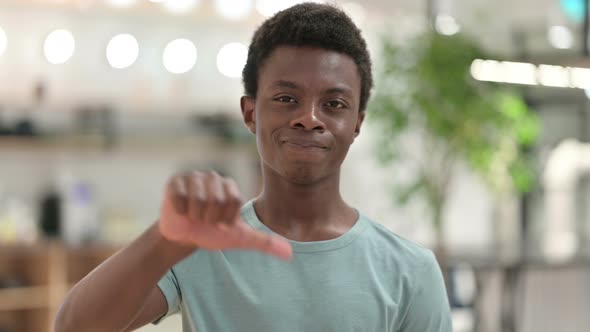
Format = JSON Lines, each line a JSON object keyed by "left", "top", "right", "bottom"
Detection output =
{"left": 368, "top": 31, "right": 540, "bottom": 265}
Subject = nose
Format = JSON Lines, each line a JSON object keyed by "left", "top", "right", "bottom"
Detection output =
{"left": 289, "top": 102, "right": 325, "bottom": 132}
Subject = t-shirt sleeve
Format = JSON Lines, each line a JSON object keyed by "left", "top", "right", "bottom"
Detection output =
{"left": 399, "top": 251, "right": 453, "bottom": 332}
{"left": 152, "top": 268, "right": 182, "bottom": 324}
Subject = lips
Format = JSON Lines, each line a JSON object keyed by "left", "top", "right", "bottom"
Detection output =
{"left": 282, "top": 138, "right": 327, "bottom": 149}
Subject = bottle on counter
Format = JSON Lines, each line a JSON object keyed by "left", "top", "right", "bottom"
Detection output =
{"left": 0, "top": 185, "right": 38, "bottom": 245}
{"left": 39, "top": 182, "right": 62, "bottom": 239}
{"left": 65, "top": 182, "right": 99, "bottom": 246}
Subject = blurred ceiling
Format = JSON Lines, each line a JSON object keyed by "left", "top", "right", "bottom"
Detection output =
{"left": 2, "top": 0, "right": 582, "bottom": 56}
{"left": 0, "top": 0, "right": 586, "bottom": 113}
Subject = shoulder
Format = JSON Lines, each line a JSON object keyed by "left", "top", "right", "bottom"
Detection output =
{"left": 364, "top": 217, "right": 433, "bottom": 263}
{"left": 357, "top": 218, "right": 452, "bottom": 331}
{"left": 361, "top": 215, "right": 436, "bottom": 269}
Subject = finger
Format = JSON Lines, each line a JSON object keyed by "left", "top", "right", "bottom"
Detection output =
{"left": 168, "top": 176, "right": 188, "bottom": 216}
{"left": 187, "top": 173, "right": 207, "bottom": 223}
{"left": 203, "top": 171, "right": 225, "bottom": 224}
{"left": 220, "top": 179, "right": 243, "bottom": 225}
{"left": 234, "top": 223, "right": 293, "bottom": 261}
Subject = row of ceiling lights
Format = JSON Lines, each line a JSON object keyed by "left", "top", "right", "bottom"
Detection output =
{"left": 0, "top": 25, "right": 575, "bottom": 77}
{"left": 0, "top": 26, "right": 248, "bottom": 77}
{"left": 0, "top": 0, "right": 366, "bottom": 77}
{"left": 470, "top": 59, "right": 590, "bottom": 95}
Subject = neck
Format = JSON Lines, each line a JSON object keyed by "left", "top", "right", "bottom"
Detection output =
{"left": 253, "top": 164, "right": 357, "bottom": 241}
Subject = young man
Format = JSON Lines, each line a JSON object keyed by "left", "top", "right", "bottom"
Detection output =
{"left": 55, "top": 3, "right": 452, "bottom": 332}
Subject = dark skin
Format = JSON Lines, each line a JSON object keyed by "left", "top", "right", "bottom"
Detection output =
{"left": 54, "top": 45, "right": 365, "bottom": 332}
{"left": 242, "top": 45, "right": 365, "bottom": 242}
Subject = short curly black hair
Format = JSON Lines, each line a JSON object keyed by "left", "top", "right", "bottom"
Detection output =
{"left": 242, "top": 2, "right": 373, "bottom": 112}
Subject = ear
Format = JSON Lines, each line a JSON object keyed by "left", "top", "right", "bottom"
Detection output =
{"left": 240, "top": 96, "right": 256, "bottom": 134}
{"left": 353, "top": 111, "right": 365, "bottom": 138}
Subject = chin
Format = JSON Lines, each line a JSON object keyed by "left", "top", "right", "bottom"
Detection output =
{"left": 282, "top": 166, "right": 325, "bottom": 185}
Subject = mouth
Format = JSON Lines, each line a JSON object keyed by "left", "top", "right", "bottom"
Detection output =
{"left": 282, "top": 140, "right": 327, "bottom": 150}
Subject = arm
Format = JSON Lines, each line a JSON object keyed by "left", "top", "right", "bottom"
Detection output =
{"left": 54, "top": 171, "right": 292, "bottom": 332}
{"left": 398, "top": 252, "right": 453, "bottom": 332}
{"left": 123, "top": 285, "right": 171, "bottom": 331}
{"left": 54, "top": 224, "right": 194, "bottom": 332}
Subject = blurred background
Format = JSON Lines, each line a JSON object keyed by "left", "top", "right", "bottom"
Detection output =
{"left": 0, "top": 0, "right": 589, "bottom": 331}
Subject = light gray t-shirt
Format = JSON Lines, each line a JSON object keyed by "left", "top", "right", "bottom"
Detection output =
{"left": 155, "top": 200, "right": 452, "bottom": 332}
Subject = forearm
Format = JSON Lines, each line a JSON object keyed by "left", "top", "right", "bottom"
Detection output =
{"left": 54, "top": 223, "right": 195, "bottom": 332}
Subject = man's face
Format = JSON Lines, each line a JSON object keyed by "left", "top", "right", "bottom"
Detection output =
{"left": 241, "top": 46, "right": 365, "bottom": 185}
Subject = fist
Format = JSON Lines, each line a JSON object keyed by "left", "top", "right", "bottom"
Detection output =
{"left": 157, "top": 171, "right": 292, "bottom": 260}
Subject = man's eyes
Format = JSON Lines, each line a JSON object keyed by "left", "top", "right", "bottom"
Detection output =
{"left": 272, "top": 96, "right": 348, "bottom": 110}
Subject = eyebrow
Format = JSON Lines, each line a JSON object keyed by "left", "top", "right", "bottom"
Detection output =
{"left": 271, "top": 80, "right": 354, "bottom": 97}
{"left": 324, "top": 87, "right": 353, "bottom": 97}
{"left": 271, "top": 80, "right": 301, "bottom": 89}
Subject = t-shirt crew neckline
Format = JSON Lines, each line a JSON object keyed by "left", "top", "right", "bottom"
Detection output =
{"left": 242, "top": 199, "right": 370, "bottom": 253}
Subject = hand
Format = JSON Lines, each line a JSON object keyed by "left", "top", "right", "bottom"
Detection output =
{"left": 157, "top": 171, "right": 292, "bottom": 260}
